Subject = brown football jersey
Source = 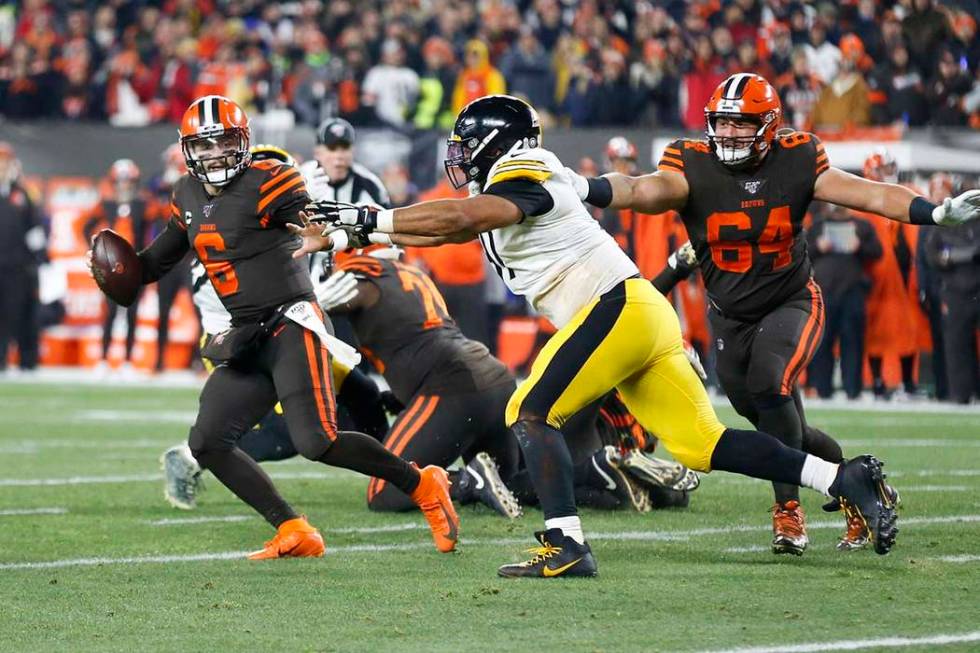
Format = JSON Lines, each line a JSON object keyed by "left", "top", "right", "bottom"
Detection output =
{"left": 139, "top": 160, "right": 314, "bottom": 324}
{"left": 338, "top": 256, "right": 513, "bottom": 403}
{"left": 658, "top": 132, "right": 829, "bottom": 321}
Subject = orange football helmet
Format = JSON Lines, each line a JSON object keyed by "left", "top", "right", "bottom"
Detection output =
{"left": 862, "top": 148, "right": 897, "bottom": 183}
{"left": 179, "top": 95, "right": 251, "bottom": 187}
{"left": 605, "top": 136, "right": 638, "bottom": 162}
{"left": 108, "top": 158, "right": 140, "bottom": 183}
{"left": 704, "top": 73, "right": 782, "bottom": 167}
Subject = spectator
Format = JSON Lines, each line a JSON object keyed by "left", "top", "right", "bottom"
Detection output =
{"left": 767, "top": 22, "right": 795, "bottom": 77}
{"left": 158, "top": 38, "right": 198, "bottom": 124}
{"left": 0, "top": 143, "right": 44, "bottom": 373}
{"left": 106, "top": 49, "right": 158, "bottom": 127}
{"left": 680, "top": 35, "right": 727, "bottom": 131}
{"left": 589, "top": 48, "right": 635, "bottom": 126}
{"left": 0, "top": 42, "right": 46, "bottom": 118}
{"left": 529, "top": 0, "right": 564, "bottom": 52}
{"left": 777, "top": 47, "right": 822, "bottom": 131}
{"left": 630, "top": 39, "right": 680, "bottom": 128}
{"left": 902, "top": 0, "right": 951, "bottom": 80}
{"left": 804, "top": 21, "right": 841, "bottom": 85}
{"left": 927, "top": 49, "right": 973, "bottom": 126}
{"left": 869, "top": 43, "right": 928, "bottom": 126}
{"left": 811, "top": 34, "right": 871, "bottom": 130}
{"left": 362, "top": 38, "right": 419, "bottom": 129}
{"left": 452, "top": 39, "right": 506, "bottom": 116}
{"left": 732, "top": 38, "right": 774, "bottom": 82}
{"left": 412, "top": 36, "right": 457, "bottom": 131}
{"left": 806, "top": 202, "right": 883, "bottom": 399}
{"left": 721, "top": 3, "right": 756, "bottom": 47}
{"left": 949, "top": 12, "right": 979, "bottom": 74}
{"left": 500, "top": 27, "right": 554, "bottom": 115}
{"left": 558, "top": 48, "right": 594, "bottom": 126}
{"left": 915, "top": 173, "right": 953, "bottom": 400}
{"left": 922, "top": 176, "right": 980, "bottom": 404}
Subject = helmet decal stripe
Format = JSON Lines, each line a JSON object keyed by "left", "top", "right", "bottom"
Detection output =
{"left": 723, "top": 73, "right": 752, "bottom": 100}
{"left": 197, "top": 99, "right": 206, "bottom": 126}
{"left": 732, "top": 73, "right": 752, "bottom": 99}
{"left": 211, "top": 97, "right": 220, "bottom": 126}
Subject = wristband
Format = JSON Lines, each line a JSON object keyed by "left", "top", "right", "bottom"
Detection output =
{"left": 375, "top": 209, "right": 395, "bottom": 233}
{"left": 368, "top": 232, "right": 393, "bottom": 245}
{"left": 909, "top": 196, "right": 938, "bottom": 225}
{"left": 585, "top": 177, "right": 614, "bottom": 208}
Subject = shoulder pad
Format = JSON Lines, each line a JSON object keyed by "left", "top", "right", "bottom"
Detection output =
{"left": 485, "top": 147, "right": 556, "bottom": 189}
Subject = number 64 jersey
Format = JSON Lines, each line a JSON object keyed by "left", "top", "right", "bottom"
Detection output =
{"left": 658, "top": 132, "right": 829, "bottom": 322}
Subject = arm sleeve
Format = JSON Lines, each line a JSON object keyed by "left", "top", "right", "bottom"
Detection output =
{"left": 811, "top": 133, "right": 830, "bottom": 178}
{"left": 257, "top": 165, "right": 311, "bottom": 225}
{"left": 484, "top": 178, "right": 555, "bottom": 219}
{"left": 651, "top": 264, "right": 688, "bottom": 295}
{"left": 138, "top": 215, "right": 191, "bottom": 284}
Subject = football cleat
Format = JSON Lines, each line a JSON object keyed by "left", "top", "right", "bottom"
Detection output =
{"left": 589, "top": 446, "right": 651, "bottom": 512}
{"left": 410, "top": 465, "right": 460, "bottom": 553}
{"left": 830, "top": 455, "right": 899, "bottom": 555}
{"left": 160, "top": 444, "right": 202, "bottom": 510}
{"left": 458, "top": 452, "right": 522, "bottom": 519}
{"left": 497, "top": 529, "right": 598, "bottom": 579}
{"left": 247, "top": 516, "right": 325, "bottom": 560}
{"left": 621, "top": 450, "right": 700, "bottom": 492}
{"left": 771, "top": 500, "right": 809, "bottom": 556}
{"left": 836, "top": 484, "right": 901, "bottom": 552}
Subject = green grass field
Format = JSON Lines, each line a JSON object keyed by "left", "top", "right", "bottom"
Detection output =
{"left": 0, "top": 380, "right": 978, "bottom": 653}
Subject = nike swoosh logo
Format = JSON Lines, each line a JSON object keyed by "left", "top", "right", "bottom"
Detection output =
{"left": 543, "top": 558, "right": 582, "bottom": 577}
{"left": 466, "top": 465, "right": 485, "bottom": 490}
{"left": 591, "top": 458, "right": 618, "bottom": 491}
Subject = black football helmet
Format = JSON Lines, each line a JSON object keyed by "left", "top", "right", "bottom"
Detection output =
{"left": 445, "top": 95, "right": 542, "bottom": 189}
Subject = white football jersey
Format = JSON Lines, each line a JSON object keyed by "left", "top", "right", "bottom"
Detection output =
{"left": 191, "top": 260, "right": 232, "bottom": 336}
{"left": 476, "top": 146, "right": 639, "bottom": 327}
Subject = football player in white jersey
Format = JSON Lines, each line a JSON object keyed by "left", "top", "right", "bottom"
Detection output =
{"left": 292, "top": 95, "right": 900, "bottom": 577}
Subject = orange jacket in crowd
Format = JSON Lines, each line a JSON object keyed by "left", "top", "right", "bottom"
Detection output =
{"left": 405, "top": 180, "right": 486, "bottom": 286}
{"left": 855, "top": 212, "right": 930, "bottom": 358}
{"left": 452, "top": 40, "right": 507, "bottom": 115}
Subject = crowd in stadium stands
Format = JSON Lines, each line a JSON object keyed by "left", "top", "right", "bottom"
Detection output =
{"left": 1, "top": 0, "right": 980, "bottom": 130}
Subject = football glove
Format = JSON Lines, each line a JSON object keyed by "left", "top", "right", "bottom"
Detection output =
{"left": 667, "top": 241, "right": 698, "bottom": 276}
{"left": 307, "top": 199, "right": 379, "bottom": 231}
{"left": 324, "top": 224, "right": 373, "bottom": 250}
{"left": 314, "top": 269, "right": 359, "bottom": 311}
{"left": 932, "top": 189, "right": 980, "bottom": 226}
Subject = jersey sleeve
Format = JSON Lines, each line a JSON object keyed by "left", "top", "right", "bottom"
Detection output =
{"left": 485, "top": 155, "right": 554, "bottom": 187}
{"left": 484, "top": 178, "right": 555, "bottom": 218}
{"left": 657, "top": 139, "right": 687, "bottom": 176}
{"left": 813, "top": 134, "right": 829, "bottom": 177}
{"left": 255, "top": 163, "right": 310, "bottom": 224}
{"left": 777, "top": 131, "right": 830, "bottom": 179}
{"left": 138, "top": 190, "right": 191, "bottom": 283}
{"left": 337, "top": 255, "right": 386, "bottom": 279}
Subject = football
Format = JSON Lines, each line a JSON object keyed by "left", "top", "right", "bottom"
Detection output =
{"left": 91, "top": 228, "right": 142, "bottom": 306}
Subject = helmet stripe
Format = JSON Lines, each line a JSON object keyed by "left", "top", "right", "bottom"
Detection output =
{"left": 723, "top": 73, "right": 752, "bottom": 100}
{"left": 197, "top": 99, "right": 206, "bottom": 126}
{"left": 211, "top": 97, "right": 220, "bottom": 126}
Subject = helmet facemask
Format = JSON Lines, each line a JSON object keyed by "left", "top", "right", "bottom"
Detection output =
{"left": 444, "top": 128, "right": 505, "bottom": 189}
{"left": 706, "top": 110, "right": 777, "bottom": 168}
{"left": 182, "top": 128, "right": 251, "bottom": 187}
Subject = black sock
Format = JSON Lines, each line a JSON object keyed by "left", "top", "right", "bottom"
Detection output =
{"left": 337, "top": 368, "right": 390, "bottom": 441}
{"left": 192, "top": 447, "right": 298, "bottom": 528}
{"left": 709, "top": 428, "right": 807, "bottom": 487}
{"left": 317, "top": 431, "right": 420, "bottom": 495}
{"left": 237, "top": 412, "right": 297, "bottom": 462}
{"left": 869, "top": 356, "right": 884, "bottom": 386}
{"left": 803, "top": 426, "right": 844, "bottom": 463}
{"left": 754, "top": 394, "right": 803, "bottom": 504}
{"left": 512, "top": 420, "right": 577, "bottom": 520}
{"left": 506, "top": 469, "right": 541, "bottom": 507}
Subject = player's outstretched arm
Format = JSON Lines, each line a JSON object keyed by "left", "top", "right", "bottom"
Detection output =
{"left": 568, "top": 167, "right": 689, "bottom": 214}
{"left": 815, "top": 166, "right": 980, "bottom": 226}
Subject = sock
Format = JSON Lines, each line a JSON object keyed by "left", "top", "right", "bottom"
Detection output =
{"left": 318, "top": 431, "right": 420, "bottom": 495}
{"left": 900, "top": 355, "right": 916, "bottom": 392}
{"left": 800, "top": 454, "right": 839, "bottom": 497}
{"left": 869, "top": 356, "right": 884, "bottom": 386}
{"left": 512, "top": 420, "right": 577, "bottom": 520}
{"left": 237, "top": 412, "right": 297, "bottom": 462}
{"left": 545, "top": 515, "right": 584, "bottom": 544}
{"left": 802, "top": 426, "right": 844, "bottom": 463}
{"left": 337, "top": 368, "right": 390, "bottom": 441}
{"left": 192, "top": 446, "right": 298, "bottom": 528}
{"left": 710, "top": 428, "right": 807, "bottom": 487}
{"left": 754, "top": 394, "right": 803, "bottom": 504}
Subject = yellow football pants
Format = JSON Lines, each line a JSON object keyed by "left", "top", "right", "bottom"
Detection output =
{"left": 506, "top": 278, "right": 726, "bottom": 472}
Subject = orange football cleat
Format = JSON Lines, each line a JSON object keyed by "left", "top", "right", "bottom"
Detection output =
{"left": 247, "top": 516, "right": 325, "bottom": 560}
{"left": 411, "top": 465, "right": 460, "bottom": 553}
{"left": 771, "top": 500, "right": 809, "bottom": 556}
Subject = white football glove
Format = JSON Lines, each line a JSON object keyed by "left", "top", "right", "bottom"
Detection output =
{"left": 300, "top": 160, "right": 332, "bottom": 202}
{"left": 564, "top": 166, "right": 589, "bottom": 201}
{"left": 932, "top": 189, "right": 980, "bottom": 226}
{"left": 314, "top": 270, "right": 359, "bottom": 311}
{"left": 668, "top": 241, "right": 697, "bottom": 270}
{"left": 683, "top": 341, "right": 707, "bottom": 381}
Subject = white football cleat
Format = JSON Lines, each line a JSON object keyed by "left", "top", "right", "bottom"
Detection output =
{"left": 160, "top": 444, "right": 202, "bottom": 510}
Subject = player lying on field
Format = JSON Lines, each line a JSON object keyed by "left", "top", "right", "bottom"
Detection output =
{"left": 90, "top": 96, "right": 459, "bottom": 560}
{"left": 289, "top": 94, "right": 902, "bottom": 578}
{"left": 571, "top": 74, "right": 975, "bottom": 556}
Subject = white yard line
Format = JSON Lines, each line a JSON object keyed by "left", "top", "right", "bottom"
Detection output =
{"left": 3, "top": 514, "right": 978, "bottom": 571}
{"left": 838, "top": 439, "right": 980, "bottom": 448}
{"left": 933, "top": 554, "right": 980, "bottom": 563}
{"left": 697, "top": 630, "right": 980, "bottom": 653}
{"left": 0, "top": 507, "right": 67, "bottom": 516}
{"left": 0, "top": 470, "right": 352, "bottom": 487}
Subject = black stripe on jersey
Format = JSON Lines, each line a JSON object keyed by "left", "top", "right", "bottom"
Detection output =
{"left": 481, "top": 231, "right": 514, "bottom": 280}
{"left": 517, "top": 283, "right": 627, "bottom": 423}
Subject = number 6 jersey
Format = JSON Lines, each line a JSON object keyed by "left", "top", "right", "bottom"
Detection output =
{"left": 139, "top": 159, "right": 315, "bottom": 325}
{"left": 658, "top": 132, "right": 829, "bottom": 322}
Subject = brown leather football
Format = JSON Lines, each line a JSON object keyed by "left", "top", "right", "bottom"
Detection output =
{"left": 91, "top": 229, "right": 142, "bottom": 306}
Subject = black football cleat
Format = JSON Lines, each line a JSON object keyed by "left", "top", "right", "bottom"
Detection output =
{"left": 457, "top": 452, "right": 522, "bottom": 519}
{"left": 831, "top": 455, "right": 899, "bottom": 555}
{"left": 497, "top": 529, "right": 598, "bottom": 579}
{"left": 589, "top": 446, "right": 651, "bottom": 512}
